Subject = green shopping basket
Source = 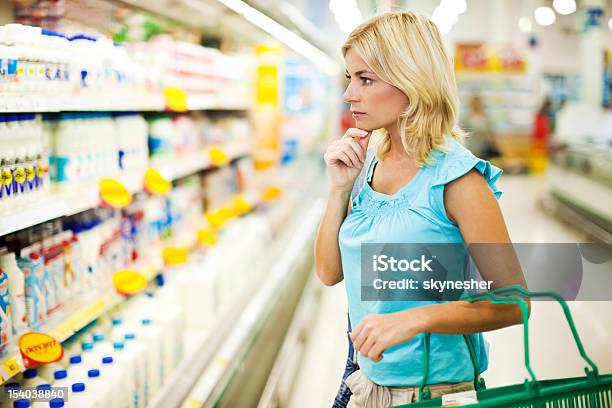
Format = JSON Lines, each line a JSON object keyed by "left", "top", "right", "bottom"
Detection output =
{"left": 392, "top": 285, "right": 612, "bottom": 407}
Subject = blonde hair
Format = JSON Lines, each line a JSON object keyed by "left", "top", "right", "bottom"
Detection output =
{"left": 342, "top": 12, "right": 465, "bottom": 166}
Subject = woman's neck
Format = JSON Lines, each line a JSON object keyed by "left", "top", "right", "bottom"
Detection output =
{"left": 384, "top": 124, "right": 411, "bottom": 160}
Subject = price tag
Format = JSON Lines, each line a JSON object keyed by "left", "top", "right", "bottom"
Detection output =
{"left": 144, "top": 168, "right": 171, "bottom": 195}
{"left": 209, "top": 145, "right": 230, "bottom": 167}
{"left": 262, "top": 186, "right": 283, "bottom": 202}
{"left": 113, "top": 269, "right": 147, "bottom": 296}
{"left": 164, "top": 87, "right": 187, "bottom": 112}
{"left": 3, "top": 356, "right": 22, "bottom": 376}
{"left": 162, "top": 246, "right": 189, "bottom": 266}
{"left": 197, "top": 227, "right": 218, "bottom": 246}
{"left": 205, "top": 209, "right": 226, "bottom": 229}
{"left": 100, "top": 178, "right": 132, "bottom": 208}
{"left": 232, "top": 195, "right": 253, "bottom": 215}
{"left": 19, "top": 333, "right": 63, "bottom": 368}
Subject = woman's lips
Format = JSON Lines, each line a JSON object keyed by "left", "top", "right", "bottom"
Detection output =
{"left": 351, "top": 111, "right": 366, "bottom": 118}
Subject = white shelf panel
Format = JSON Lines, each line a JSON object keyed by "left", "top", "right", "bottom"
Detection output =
{"left": 0, "top": 144, "right": 251, "bottom": 237}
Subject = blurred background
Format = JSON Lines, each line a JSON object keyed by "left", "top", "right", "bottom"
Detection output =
{"left": 0, "top": 0, "right": 610, "bottom": 407}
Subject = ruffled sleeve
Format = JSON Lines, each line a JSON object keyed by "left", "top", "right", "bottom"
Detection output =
{"left": 427, "top": 141, "right": 503, "bottom": 227}
{"left": 431, "top": 154, "right": 503, "bottom": 199}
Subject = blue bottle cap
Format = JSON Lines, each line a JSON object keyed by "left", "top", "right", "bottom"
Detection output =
{"left": 112, "top": 318, "right": 123, "bottom": 326}
{"left": 87, "top": 369, "right": 100, "bottom": 378}
{"left": 81, "top": 342, "right": 93, "bottom": 351}
{"left": 36, "top": 384, "right": 51, "bottom": 391}
{"left": 49, "top": 398, "right": 65, "bottom": 408}
{"left": 13, "top": 400, "right": 30, "bottom": 408}
{"left": 142, "top": 318, "right": 151, "bottom": 325}
{"left": 23, "top": 368, "right": 37, "bottom": 379}
{"left": 124, "top": 333, "right": 135, "bottom": 340}
{"left": 54, "top": 370, "right": 67, "bottom": 380}
{"left": 71, "top": 383, "right": 85, "bottom": 393}
{"left": 69, "top": 355, "right": 82, "bottom": 364}
{"left": 5, "top": 382, "right": 20, "bottom": 389}
{"left": 93, "top": 333, "right": 105, "bottom": 342}
{"left": 102, "top": 356, "right": 113, "bottom": 364}
{"left": 113, "top": 341, "right": 124, "bottom": 350}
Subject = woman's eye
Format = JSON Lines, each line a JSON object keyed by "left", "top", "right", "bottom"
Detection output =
{"left": 345, "top": 74, "right": 351, "bottom": 79}
{"left": 362, "top": 78, "right": 372, "bottom": 85}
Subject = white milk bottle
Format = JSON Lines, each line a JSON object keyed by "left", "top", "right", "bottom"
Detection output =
{"left": 138, "top": 318, "right": 163, "bottom": 392}
{"left": 66, "top": 382, "right": 96, "bottom": 408}
{"left": 66, "top": 356, "right": 88, "bottom": 383}
{"left": 123, "top": 333, "right": 149, "bottom": 406}
{"left": 0, "top": 252, "right": 26, "bottom": 334}
{"left": 84, "top": 369, "right": 110, "bottom": 407}
{"left": 100, "top": 356, "right": 129, "bottom": 408}
{"left": 111, "top": 342, "right": 140, "bottom": 408}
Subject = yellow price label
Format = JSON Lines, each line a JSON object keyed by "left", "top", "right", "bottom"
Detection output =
{"left": 113, "top": 269, "right": 147, "bottom": 296}
{"left": 162, "top": 246, "right": 189, "bottom": 266}
{"left": 197, "top": 227, "right": 218, "bottom": 246}
{"left": 100, "top": 178, "right": 132, "bottom": 208}
{"left": 144, "top": 168, "right": 171, "bottom": 195}
{"left": 209, "top": 145, "right": 230, "bottom": 167}
{"left": 262, "top": 186, "right": 283, "bottom": 202}
{"left": 205, "top": 209, "right": 226, "bottom": 229}
{"left": 164, "top": 87, "right": 187, "bottom": 112}
{"left": 3, "top": 356, "right": 21, "bottom": 376}
{"left": 19, "top": 333, "right": 63, "bottom": 367}
{"left": 232, "top": 195, "right": 253, "bottom": 215}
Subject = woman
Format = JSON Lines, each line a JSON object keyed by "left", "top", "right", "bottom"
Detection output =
{"left": 314, "top": 12, "right": 527, "bottom": 407}
{"left": 463, "top": 94, "right": 500, "bottom": 160}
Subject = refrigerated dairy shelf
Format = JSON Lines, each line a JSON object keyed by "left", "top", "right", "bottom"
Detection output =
{"left": 0, "top": 93, "right": 250, "bottom": 113}
{"left": 147, "top": 198, "right": 323, "bottom": 408}
{"left": 0, "top": 184, "right": 266, "bottom": 385}
{"left": 0, "top": 143, "right": 251, "bottom": 237}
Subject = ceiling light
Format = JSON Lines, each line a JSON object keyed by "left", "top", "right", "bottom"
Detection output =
{"left": 187, "top": 0, "right": 339, "bottom": 75}
{"left": 518, "top": 16, "right": 533, "bottom": 33}
{"left": 534, "top": 6, "right": 556, "bottom": 27}
{"left": 552, "top": 0, "right": 576, "bottom": 16}
{"left": 440, "top": 0, "right": 467, "bottom": 15}
{"left": 609, "top": 17, "right": 612, "bottom": 32}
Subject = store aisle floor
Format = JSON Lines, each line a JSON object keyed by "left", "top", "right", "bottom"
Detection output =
{"left": 288, "top": 174, "right": 612, "bottom": 407}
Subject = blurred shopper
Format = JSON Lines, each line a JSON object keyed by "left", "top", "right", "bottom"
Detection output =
{"left": 314, "top": 12, "right": 527, "bottom": 408}
{"left": 464, "top": 95, "right": 500, "bottom": 160}
{"left": 533, "top": 97, "right": 554, "bottom": 151}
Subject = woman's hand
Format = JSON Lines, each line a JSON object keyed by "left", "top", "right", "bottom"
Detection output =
{"left": 351, "top": 310, "right": 423, "bottom": 362}
{"left": 324, "top": 128, "right": 371, "bottom": 193}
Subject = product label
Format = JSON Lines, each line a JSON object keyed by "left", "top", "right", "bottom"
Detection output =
{"left": 24, "top": 165, "right": 36, "bottom": 191}
{"left": 1, "top": 168, "right": 12, "bottom": 196}
{"left": 7, "top": 59, "right": 17, "bottom": 77}
{"left": 144, "top": 168, "right": 170, "bottom": 196}
{"left": 18, "top": 332, "right": 64, "bottom": 368}
{"left": 13, "top": 166, "right": 26, "bottom": 194}
{"left": 99, "top": 178, "right": 132, "bottom": 208}
{"left": 0, "top": 272, "right": 12, "bottom": 344}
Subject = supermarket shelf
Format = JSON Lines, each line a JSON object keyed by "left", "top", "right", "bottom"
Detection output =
{"left": 0, "top": 143, "right": 251, "bottom": 237}
{"left": 177, "top": 200, "right": 323, "bottom": 408}
{"left": 0, "top": 93, "right": 249, "bottom": 113}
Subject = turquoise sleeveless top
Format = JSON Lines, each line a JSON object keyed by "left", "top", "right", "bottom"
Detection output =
{"left": 339, "top": 136, "right": 503, "bottom": 386}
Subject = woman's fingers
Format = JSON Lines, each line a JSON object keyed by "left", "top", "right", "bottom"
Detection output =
{"left": 342, "top": 143, "right": 361, "bottom": 167}
{"left": 343, "top": 127, "right": 369, "bottom": 139}
{"left": 346, "top": 138, "right": 365, "bottom": 163}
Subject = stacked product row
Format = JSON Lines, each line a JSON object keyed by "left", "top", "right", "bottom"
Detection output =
{"left": 2, "top": 171, "right": 280, "bottom": 408}
{"left": 0, "top": 23, "right": 251, "bottom": 105}
{"left": 0, "top": 175, "right": 203, "bottom": 343}
{"left": 0, "top": 112, "right": 251, "bottom": 214}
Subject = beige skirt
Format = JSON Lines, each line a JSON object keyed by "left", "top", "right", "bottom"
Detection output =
{"left": 345, "top": 370, "right": 475, "bottom": 408}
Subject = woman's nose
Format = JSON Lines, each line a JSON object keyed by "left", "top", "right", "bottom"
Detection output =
{"left": 343, "top": 83, "right": 359, "bottom": 103}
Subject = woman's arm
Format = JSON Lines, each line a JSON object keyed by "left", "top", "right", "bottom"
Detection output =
{"left": 352, "top": 169, "right": 529, "bottom": 362}
{"left": 315, "top": 128, "right": 371, "bottom": 286}
{"left": 314, "top": 189, "right": 351, "bottom": 286}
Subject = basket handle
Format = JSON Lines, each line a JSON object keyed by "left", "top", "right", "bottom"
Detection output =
{"left": 461, "top": 285, "right": 600, "bottom": 382}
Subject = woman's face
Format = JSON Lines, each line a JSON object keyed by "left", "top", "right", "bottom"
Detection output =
{"left": 343, "top": 47, "right": 408, "bottom": 132}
